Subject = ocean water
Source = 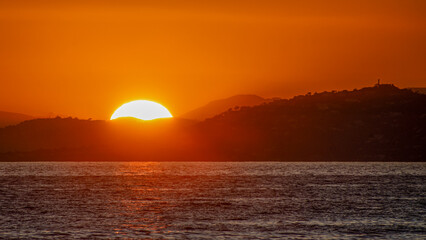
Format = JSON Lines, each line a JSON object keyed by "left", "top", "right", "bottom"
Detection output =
{"left": 0, "top": 162, "right": 425, "bottom": 239}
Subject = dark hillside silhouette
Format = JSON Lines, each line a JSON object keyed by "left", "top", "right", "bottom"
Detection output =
{"left": 195, "top": 85, "right": 426, "bottom": 161}
{"left": 0, "top": 117, "right": 204, "bottom": 161}
{"left": 0, "top": 85, "right": 424, "bottom": 161}
{"left": 0, "top": 117, "right": 108, "bottom": 153}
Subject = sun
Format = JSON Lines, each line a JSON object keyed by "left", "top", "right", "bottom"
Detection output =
{"left": 111, "top": 100, "right": 173, "bottom": 121}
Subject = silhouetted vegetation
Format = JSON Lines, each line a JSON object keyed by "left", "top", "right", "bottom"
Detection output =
{"left": 0, "top": 85, "right": 425, "bottom": 161}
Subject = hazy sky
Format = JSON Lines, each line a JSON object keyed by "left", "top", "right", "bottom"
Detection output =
{"left": 1, "top": 0, "right": 425, "bottom": 119}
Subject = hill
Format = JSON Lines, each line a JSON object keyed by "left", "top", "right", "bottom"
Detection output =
{"left": 0, "top": 111, "right": 33, "bottom": 128}
{"left": 0, "top": 117, "right": 108, "bottom": 153}
{"left": 181, "top": 94, "right": 269, "bottom": 121}
{"left": 195, "top": 84, "right": 426, "bottom": 161}
{"left": 0, "top": 117, "right": 204, "bottom": 161}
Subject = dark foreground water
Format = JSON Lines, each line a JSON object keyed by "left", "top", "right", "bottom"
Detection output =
{"left": 0, "top": 162, "right": 425, "bottom": 239}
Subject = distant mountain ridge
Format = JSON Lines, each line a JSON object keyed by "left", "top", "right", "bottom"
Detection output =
{"left": 0, "top": 111, "right": 33, "bottom": 128}
{"left": 181, "top": 94, "right": 269, "bottom": 121}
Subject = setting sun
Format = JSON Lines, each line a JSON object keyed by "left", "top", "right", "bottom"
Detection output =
{"left": 0, "top": 1, "right": 425, "bottom": 239}
{"left": 111, "top": 100, "right": 173, "bottom": 121}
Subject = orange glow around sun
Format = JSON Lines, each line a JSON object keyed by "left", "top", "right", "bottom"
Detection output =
{"left": 111, "top": 100, "right": 173, "bottom": 121}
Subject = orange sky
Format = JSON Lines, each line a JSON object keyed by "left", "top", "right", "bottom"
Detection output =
{"left": 0, "top": 0, "right": 425, "bottom": 119}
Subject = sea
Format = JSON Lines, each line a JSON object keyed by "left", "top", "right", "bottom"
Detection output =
{"left": 0, "top": 162, "right": 424, "bottom": 239}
